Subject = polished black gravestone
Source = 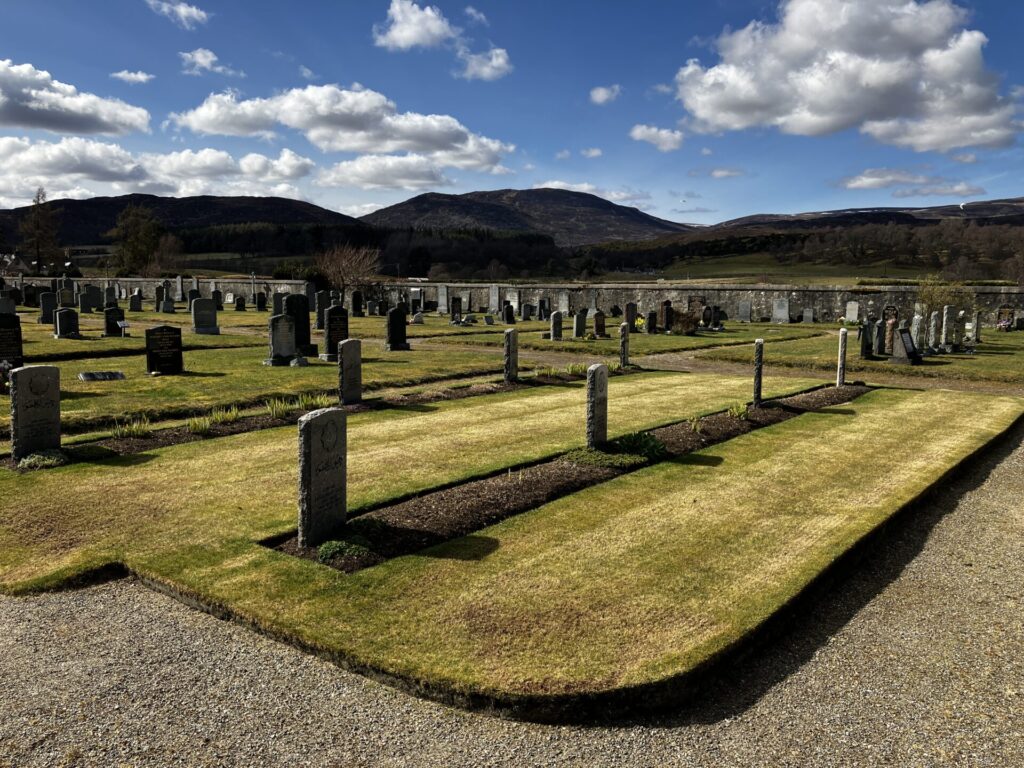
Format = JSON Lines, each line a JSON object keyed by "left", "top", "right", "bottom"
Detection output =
{"left": 145, "top": 325, "right": 184, "bottom": 375}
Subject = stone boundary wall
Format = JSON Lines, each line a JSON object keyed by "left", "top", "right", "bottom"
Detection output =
{"left": 383, "top": 281, "right": 1024, "bottom": 324}
{"left": 7, "top": 275, "right": 310, "bottom": 301}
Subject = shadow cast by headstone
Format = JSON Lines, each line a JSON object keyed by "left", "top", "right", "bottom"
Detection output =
{"left": 66, "top": 445, "right": 158, "bottom": 467}
{"left": 667, "top": 453, "right": 724, "bottom": 467}
{"left": 422, "top": 534, "right": 500, "bottom": 561}
{"left": 177, "top": 371, "right": 227, "bottom": 378}
{"left": 59, "top": 390, "right": 105, "bottom": 401}
{"left": 584, "top": 418, "right": 1024, "bottom": 729}
{"left": 814, "top": 407, "right": 858, "bottom": 416}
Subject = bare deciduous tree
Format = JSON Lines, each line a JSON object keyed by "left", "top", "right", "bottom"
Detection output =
{"left": 315, "top": 244, "right": 381, "bottom": 304}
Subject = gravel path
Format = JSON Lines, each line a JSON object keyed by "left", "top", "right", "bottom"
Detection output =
{"left": 3, "top": 428, "right": 1023, "bottom": 767}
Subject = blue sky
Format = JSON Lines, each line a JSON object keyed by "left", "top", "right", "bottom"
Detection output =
{"left": 1, "top": 0, "right": 1022, "bottom": 223}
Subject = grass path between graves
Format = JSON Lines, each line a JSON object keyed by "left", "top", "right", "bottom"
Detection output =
{"left": 0, "top": 371, "right": 817, "bottom": 592}
{"left": 2, "top": 383, "right": 1019, "bottom": 716}
{"left": 432, "top": 322, "right": 826, "bottom": 356}
{"left": 697, "top": 331, "right": 1024, "bottom": 384}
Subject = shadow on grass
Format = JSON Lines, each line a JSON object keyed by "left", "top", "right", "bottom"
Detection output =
{"left": 668, "top": 454, "right": 724, "bottom": 467}
{"left": 177, "top": 371, "right": 227, "bottom": 378}
{"left": 59, "top": 390, "right": 105, "bottom": 401}
{"left": 608, "top": 417, "right": 1024, "bottom": 729}
{"left": 426, "top": 535, "right": 500, "bottom": 561}
{"left": 68, "top": 445, "right": 158, "bottom": 467}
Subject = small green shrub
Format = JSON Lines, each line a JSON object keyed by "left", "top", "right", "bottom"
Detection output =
{"left": 728, "top": 403, "right": 749, "bottom": 420}
{"left": 687, "top": 415, "right": 703, "bottom": 434}
{"left": 209, "top": 405, "right": 240, "bottom": 425}
{"left": 17, "top": 449, "right": 69, "bottom": 470}
{"left": 562, "top": 448, "right": 649, "bottom": 470}
{"left": 186, "top": 416, "right": 214, "bottom": 436}
{"left": 614, "top": 431, "right": 669, "bottom": 461}
{"left": 111, "top": 415, "right": 151, "bottom": 439}
{"left": 295, "top": 392, "right": 333, "bottom": 410}
{"left": 265, "top": 398, "right": 292, "bottom": 419}
{"left": 317, "top": 535, "right": 375, "bottom": 563}
{"left": 565, "top": 362, "right": 588, "bottom": 376}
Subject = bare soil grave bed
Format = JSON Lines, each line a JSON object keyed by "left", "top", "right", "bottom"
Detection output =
{"left": 277, "top": 384, "right": 871, "bottom": 573}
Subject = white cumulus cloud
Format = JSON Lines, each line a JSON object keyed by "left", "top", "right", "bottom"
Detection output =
{"left": 590, "top": 84, "right": 622, "bottom": 105}
{"left": 0, "top": 59, "right": 150, "bottom": 135}
{"left": 110, "top": 70, "right": 155, "bottom": 84}
{"left": 145, "top": 0, "right": 209, "bottom": 30}
{"left": 581, "top": 147, "right": 602, "bottom": 158}
{"left": 180, "top": 49, "right": 245, "bottom": 77}
{"left": 629, "top": 123, "right": 684, "bottom": 151}
{"left": 841, "top": 168, "right": 932, "bottom": 189}
{"left": 674, "top": 0, "right": 1018, "bottom": 152}
{"left": 456, "top": 45, "right": 512, "bottom": 81}
{"left": 465, "top": 6, "right": 488, "bottom": 25}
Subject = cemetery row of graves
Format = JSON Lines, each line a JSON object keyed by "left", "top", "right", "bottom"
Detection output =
{"left": 3, "top": 277, "right": 1024, "bottom": 717}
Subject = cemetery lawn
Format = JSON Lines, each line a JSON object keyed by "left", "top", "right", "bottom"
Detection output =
{"left": 0, "top": 343, "right": 506, "bottom": 433}
{"left": 697, "top": 330, "right": 1024, "bottom": 384}
{"left": 2, "top": 384, "right": 1019, "bottom": 709}
{"left": 430, "top": 322, "right": 826, "bottom": 356}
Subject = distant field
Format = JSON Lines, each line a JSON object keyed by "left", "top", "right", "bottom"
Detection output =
{"left": 604, "top": 253, "right": 932, "bottom": 286}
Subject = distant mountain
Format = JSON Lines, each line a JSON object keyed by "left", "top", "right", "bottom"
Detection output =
{"left": 361, "top": 188, "right": 694, "bottom": 246}
{"left": 713, "top": 197, "right": 1024, "bottom": 230}
{"left": 0, "top": 194, "right": 361, "bottom": 245}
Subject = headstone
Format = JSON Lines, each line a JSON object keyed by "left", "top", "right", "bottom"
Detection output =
{"left": 550, "top": 310, "right": 563, "bottom": 340}
{"left": 155, "top": 285, "right": 166, "bottom": 306}
{"left": 212, "top": 290, "right": 224, "bottom": 311}
{"left": 954, "top": 310, "right": 967, "bottom": 352}
{"left": 0, "top": 296, "right": 14, "bottom": 316}
{"left": 737, "top": 300, "right": 752, "bottom": 323}
{"left": 857, "top": 319, "right": 873, "bottom": 359}
{"left": 161, "top": 295, "right": 176, "bottom": 313}
{"left": 625, "top": 302, "right": 638, "bottom": 332}
{"left": 483, "top": 315, "right": 494, "bottom": 326}
{"left": 78, "top": 293, "right": 93, "bottom": 314}
{"left": 659, "top": 300, "right": 674, "bottom": 330}
{"left": 803, "top": 307, "right": 815, "bottom": 323}
{"left": 78, "top": 371, "right": 126, "bottom": 382}
{"left": 573, "top": 308, "right": 587, "bottom": 338}
{"left": 54, "top": 309, "right": 80, "bottom": 339}
{"left": 488, "top": 284, "right": 501, "bottom": 313}
{"left": 273, "top": 292, "right": 286, "bottom": 316}
{"left": 367, "top": 299, "right": 379, "bottom": 316}
{"left": 940, "top": 305, "right": 956, "bottom": 352}
{"left": 384, "top": 307, "right": 410, "bottom": 351}
{"left": 884, "top": 318, "right": 896, "bottom": 355}
{"left": 772, "top": 298, "right": 790, "bottom": 323}
{"left": 711, "top": 306, "right": 723, "bottom": 327}
{"left": 145, "top": 325, "right": 183, "bottom": 375}
{"left": 645, "top": 310, "right": 658, "bottom": 334}
{"left": 449, "top": 295, "right": 463, "bottom": 324}
{"left": 586, "top": 363, "right": 608, "bottom": 449}
{"left": 129, "top": 293, "right": 143, "bottom": 312}
{"left": 502, "top": 304, "right": 515, "bottom": 324}
{"left": 103, "top": 307, "right": 125, "bottom": 337}
{"left": 619, "top": 322, "right": 629, "bottom": 368}
{"left": 890, "top": 327, "right": 922, "bottom": 365}
{"left": 234, "top": 296, "right": 246, "bottom": 312}
{"left": 23, "top": 285, "right": 38, "bottom": 307}
{"left": 320, "top": 306, "right": 349, "bottom": 362}
{"left": 338, "top": 339, "right": 362, "bottom": 404}
{"left": 539, "top": 298, "right": 551, "bottom": 320}
{"left": 315, "top": 290, "right": 330, "bottom": 330}
{"left": 350, "top": 290, "right": 364, "bottom": 318}
{"left": 175, "top": 275, "right": 184, "bottom": 302}
{"left": 255, "top": 292, "right": 267, "bottom": 312}
{"left": 557, "top": 290, "right": 570, "bottom": 314}
{"left": 973, "top": 310, "right": 983, "bottom": 344}
{"left": 593, "top": 310, "right": 607, "bottom": 338}
{"left": 752, "top": 338, "right": 764, "bottom": 407}
{"left": 927, "top": 311, "right": 940, "bottom": 352}
{"left": 0, "top": 314, "right": 25, "bottom": 371}
{"left": 411, "top": 312, "right": 424, "bottom": 324}
{"left": 836, "top": 328, "right": 847, "bottom": 387}
{"left": 9, "top": 365, "right": 61, "bottom": 461}
{"left": 187, "top": 289, "right": 201, "bottom": 309}
{"left": 702, "top": 306, "right": 713, "bottom": 327}
{"left": 297, "top": 407, "right": 347, "bottom": 548}
{"left": 38, "top": 292, "right": 56, "bottom": 324}
{"left": 191, "top": 298, "right": 220, "bottom": 335}
{"left": 873, "top": 319, "right": 886, "bottom": 356}
{"left": 437, "top": 284, "right": 449, "bottom": 313}
{"left": 504, "top": 328, "right": 518, "bottom": 384}
{"left": 58, "top": 288, "right": 75, "bottom": 308}
{"left": 376, "top": 299, "right": 388, "bottom": 317}
{"left": 910, "top": 313, "right": 925, "bottom": 352}
{"left": 845, "top": 301, "right": 860, "bottom": 323}
{"left": 265, "top": 314, "right": 298, "bottom": 366}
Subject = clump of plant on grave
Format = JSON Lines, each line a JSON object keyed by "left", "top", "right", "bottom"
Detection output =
{"left": 564, "top": 362, "right": 588, "bottom": 376}
{"left": 17, "top": 449, "right": 69, "bottom": 471}
{"left": 186, "top": 415, "right": 214, "bottom": 436}
{"left": 209, "top": 405, "right": 240, "bottom": 425}
{"left": 615, "top": 431, "right": 669, "bottom": 461}
{"left": 265, "top": 397, "right": 292, "bottom": 419}
{"left": 317, "top": 535, "right": 376, "bottom": 563}
{"left": 111, "top": 414, "right": 152, "bottom": 439}
{"left": 295, "top": 392, "right": 333, "bottom": 411}
{"left": 688, "top": 415, "right": 704, "bottom": 434}
{"left": 728, "top": 403, "right": 749, "bottom": 420}
{"left": 563, "top": 432, "right": 668, "bottom": 470}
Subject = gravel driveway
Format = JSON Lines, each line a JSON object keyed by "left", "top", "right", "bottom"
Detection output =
{"left": 2, "top": 428, "right": 1023, "bottom": 767}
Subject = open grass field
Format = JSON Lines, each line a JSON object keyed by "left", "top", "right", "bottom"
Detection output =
{"left": 431, "top": 321, "right": 826, "bottom": 356}
{"left": 698, "top": 329, "right": 1024, "bottom": 384}
{"left": 646, "top": 253, "right": 932, "bottom": 286}
{"left": 0, "top": 342, "right": 509, "bottom": 433}
{"left": 0, "top": 371, "right": 820, "bottom": 592}
{"left": 2, "top": 383, "right": 1018, "bottom": 708}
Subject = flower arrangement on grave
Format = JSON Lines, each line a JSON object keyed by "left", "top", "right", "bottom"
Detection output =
{"left": 635, "top": 316, "right": 646, "bottom": 330}
{"left": 997, "top": 318, "right": 1012, "bottom": 333}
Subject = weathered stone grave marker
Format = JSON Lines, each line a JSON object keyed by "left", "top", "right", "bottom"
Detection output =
{"left": 504, "top": 328, "right": 518, "bottom": 384}
{"left": 619, "top": 322, "right": 629, "bottom": 368}
{"left": 550, "top": 310, "right": 563, "bottom": 340}
{"left": 338, "top": 339, "right": 362, "bottom": 404}
{"left": 265, "top": 314, "right": 298, "bottom": 366}
{"left": 0, "top": 313, "right": 25, "bottom": 371}
{"left": 573, "top": 308, "right": 587, "bottom": 338}
{"left": 753, "top": 338, "right": 764, "bottom": 407}
{"left": 586, "top": 363, "right": 608, "bottom": 449}
{"left": 191, "top": 298, "right": 220, "bottom": 335}
{"left": 297, "top": 407, "right": 347, "bottom": 548}
{"left": 54, "top": 308, "right": 80, "bottom": 339}
{"left": 384, "top": 307, "right": 410, "bottom": 351}
{"left": 320, "top": 306, "right": 349, "bottom": 362}
{"left": 9, "top": 365, "right": 61, "bottom": 460}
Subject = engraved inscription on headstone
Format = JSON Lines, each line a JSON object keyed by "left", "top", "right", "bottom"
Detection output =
{"left": 145, "top": 325, "right": 184, "bottom": 375}
{"left": 297, "top": 407, "right": 347, "bottom": 548}
{"left": 10, "top": 365, "right": 61, "bottom": 460}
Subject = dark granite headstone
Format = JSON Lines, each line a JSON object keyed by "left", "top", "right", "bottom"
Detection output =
{"left": 285, "top": 293, "right": 317, "bottom": 357}
{"left": 351, "top": 290, "right": 364, "bottom": 318}
{"left": 890, "top": 328, "right": 922, "bottom": 365}
{"left": 145, "top": 325, "right": 183, "bottom": 375}
{"left": 502, "top": 304, "right": 515, "bottom": 324}
{"left": 54, "top": 308, "right": 80, "bottom": 338}
{"left": 384, "top": 307, "right": 410, "bottom": 351}
{"left": 77, "top": 371, "right": 126, "bottom": 382}
{"left": 255, "top": 292, "right": 267, "bottom": 312}
{"left": 103, "top": 307, "right": 125, "bottom": 337}
{"left": 646, "top": 310, "right": 658, "bottom": 334}
{"left": 0, "top": 313, "right": 24, "bottom": 370}
{"left": 320, "top": 305, "right": 349, "bottom": 362}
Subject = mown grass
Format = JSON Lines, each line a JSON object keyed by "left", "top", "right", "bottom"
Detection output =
{"left": 697, "top": 330, "right": 1024, "bottom": 384}
{"left": 2, "top": 384, "right": 1018, "bottom": 704}
{"left": 0, "top": 371, "right": 819, "bottom": 592}
{"left": 431, "top": 322, "right": 826, "bottom": 356}
{"left": 0, "top": 342, "right": 506, "bottom": 432}
{"left": 651, "top": 252, "right": 932, "bottom": 286}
